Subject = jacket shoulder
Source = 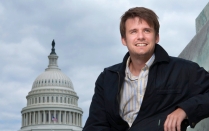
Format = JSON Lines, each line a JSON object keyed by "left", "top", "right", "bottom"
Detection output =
{"left": 104, "top": 62, "right": 124, "bottom": 72}
{"left": 168, "top": 56, "right": 202, "bottom": 73}
{"left": 169, "top": 56, "right": 198, "bottom": 66}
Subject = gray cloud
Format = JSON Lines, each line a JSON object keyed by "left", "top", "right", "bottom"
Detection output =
{"left": 0, "top": 0, "right": 208, "bottom": 130}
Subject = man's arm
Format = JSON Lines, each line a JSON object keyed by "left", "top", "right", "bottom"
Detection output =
{"left": 164, "top": 62, "right": 209, "bottom": 131}
{"left": 83, "top": 72, "right": 111, "bottom": 131}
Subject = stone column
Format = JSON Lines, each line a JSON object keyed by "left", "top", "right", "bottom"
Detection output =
{"left": 26, "top": 113, "right": 28, "bottom": 126}
{"left": 49, "top": 110, "right": 51, "bottom": 124}
{"left": 74, "top": 112, "right": 76, "bottom": 125}
{"left": 43, "top": 110, "right": 46, "bottom": 124}
{"left": 59, "top": 110, "right": 61, "bottom": 124}
{"left": 78, "top": 113, "right": 79, "bottom": 126}
{"left": 25, "top": 113, "right": 26, "bottom": 126}
{"left": 36, "top": 112, "right": 38, "bottom": 124}
{"left": 33, "top": 112, "right": 35, "bottom": 125}
{"left": 38, "top": 111, "right": 40, "bottom": 124}
{"left": 76, "top": 113, "right": 78, "bottom": 126}
{"left": 29, "top": 112, "right": 31, "bottom": 125}
{"left": 70, "top": 112, "right": 72, "bottom": 125}
{"left": 66, "top": 112, "right": 68, "bottom": 123}
{"left": 23, "top": 113, "right": 25, "bottom": 126}
{"left": 73, "top": 112, "right": 74, "bottom": 125}
{"left": 78, "top": 114, "right": 80, "bottom": 126}
{"left": 21, "top": 114, "right": 23, "bottom": 127}
{"left": 63, "top": 111, "right": 66, "bottom": 124}
{"left": 80, "top": 114, "right": 82, "bottom": 126}
{"left": 54, "top": 110, "right": 56, "bottom": 124}
{"left": 35, "top": 112, "right": 37, "bottom": 124}
{"left": 72, "top": 112, "right": 74, "bottom": 125}
{"left": 68, "top": 112, "right": 71, "bottom": 124}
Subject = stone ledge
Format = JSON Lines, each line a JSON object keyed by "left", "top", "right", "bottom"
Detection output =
{"left": 196, "top": 2, "right": 209, "bottom": 33}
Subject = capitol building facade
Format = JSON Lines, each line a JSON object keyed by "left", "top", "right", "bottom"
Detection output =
{"left": 19, "top": 40, "right": 83, "bottom": 131}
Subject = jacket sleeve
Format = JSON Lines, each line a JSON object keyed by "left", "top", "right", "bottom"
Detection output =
{"left": 177, "top": 62, "right": 209, "bottom": 128}
{"left": 83, "top": 71, "right": 111, "bottom": 131}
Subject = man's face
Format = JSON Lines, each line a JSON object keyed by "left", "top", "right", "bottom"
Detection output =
{"left": 122, "top": 17, "right": 159, "bottom": 59}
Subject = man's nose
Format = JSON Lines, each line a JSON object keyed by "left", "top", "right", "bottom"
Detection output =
{"left": 137, "top": 31, "right": 145, "bottom": 40}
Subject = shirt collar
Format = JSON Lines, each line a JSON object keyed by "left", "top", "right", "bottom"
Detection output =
{"left": 125, "top": 54, "right": 155, "bottom": 80}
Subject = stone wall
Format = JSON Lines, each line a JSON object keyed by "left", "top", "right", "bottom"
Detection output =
{"left": 178, "top": 2, "right": 209, "bottom": 131}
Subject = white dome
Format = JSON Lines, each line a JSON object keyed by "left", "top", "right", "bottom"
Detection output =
{"left": 32, "top": 69, "right": 74, "bottom": 90}
{"left": 20, "top": 41, "right": 82, "bottom": 131}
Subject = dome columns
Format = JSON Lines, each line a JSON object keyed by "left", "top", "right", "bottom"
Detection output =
{"left": 21, "top": 110, "right": 82, "bottom": 129}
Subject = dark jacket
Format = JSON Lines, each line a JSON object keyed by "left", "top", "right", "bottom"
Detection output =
{"left": 83, "top": 44, "right": 209, "bottom": 131}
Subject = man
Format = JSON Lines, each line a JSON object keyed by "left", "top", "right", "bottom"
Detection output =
{"left": 83, "top": 7, "right": 209, "bottom": 131}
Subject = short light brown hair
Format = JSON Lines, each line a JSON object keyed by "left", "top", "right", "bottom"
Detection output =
{"left": 120, "top": 7, "right": 160, "bottom": 38}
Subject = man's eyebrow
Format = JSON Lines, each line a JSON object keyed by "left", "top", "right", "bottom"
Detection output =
{"left": 144, "top": 27, "right": 153, "bottom": 31}
{"left": 128, "top": 28, "right": 137, "bottom": 32}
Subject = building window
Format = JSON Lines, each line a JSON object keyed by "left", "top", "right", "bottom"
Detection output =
{"left": 35, "top": 98, "right": 37, "bottom": 103}
{"left": 43, "top": 97, "right": 45, "bottom": 103}
{"left": 56, "top": 97, "right": 58, "bottom": 102}
{"left": 47, "top": 97, "right": 49, "bottom": 102}
{"left": 60, "top": 97, "right": 62, "bottom": 103}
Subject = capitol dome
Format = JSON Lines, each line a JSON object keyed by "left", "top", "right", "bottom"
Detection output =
{"left": 32, "top": 68, "right": 74, "bottom": 90}
{"left": 19, "top": 40, "right": 83, "bottom": 131}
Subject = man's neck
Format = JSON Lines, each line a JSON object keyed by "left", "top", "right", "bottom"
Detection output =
{"left": 129, "top": 54, "right": 152, "bottom": 76}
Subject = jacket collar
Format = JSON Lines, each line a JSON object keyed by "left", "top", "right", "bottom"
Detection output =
{"left": 108, "top": 44, "right": 170, "bottom": 73}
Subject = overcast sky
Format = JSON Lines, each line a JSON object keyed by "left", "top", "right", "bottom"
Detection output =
{"left": 0, "top": 0, "right": 209, "bottom": 131}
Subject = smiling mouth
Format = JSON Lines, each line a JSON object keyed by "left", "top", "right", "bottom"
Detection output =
{"left": 136, "top": 43, "right": 147, "bottom": 47}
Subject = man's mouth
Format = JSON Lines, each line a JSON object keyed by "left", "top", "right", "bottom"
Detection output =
{"left": 136, "top": 43, "right": 147, "bottom": 47}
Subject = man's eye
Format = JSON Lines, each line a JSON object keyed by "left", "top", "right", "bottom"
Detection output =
{"left": 144, "top": 29, "right": 150, "bottom": 33}
{"left": 131, "top": 30, "right": 136, "bottom": 33}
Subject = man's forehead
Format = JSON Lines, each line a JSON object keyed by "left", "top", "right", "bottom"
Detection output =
{"left": 125, "top": 17, "right": 153, "bottom": 28}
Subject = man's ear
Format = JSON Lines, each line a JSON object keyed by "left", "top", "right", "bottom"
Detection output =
{"left": 121, "top": 37, "right": 127, "bottom": 46}
{"left": 155, "top": 34, "right": 160, "bottom": 44}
